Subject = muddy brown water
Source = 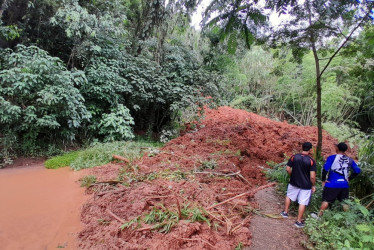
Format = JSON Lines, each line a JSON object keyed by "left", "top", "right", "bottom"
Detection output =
{"left": 0, "top": 164, "right": 87, "bottom": 250}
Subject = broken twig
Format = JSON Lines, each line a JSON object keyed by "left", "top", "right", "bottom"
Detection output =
{"left": 112, "top": 155, "right": 130, "bottom": 163}
{"left": 207, "top": 182, "right": 276, "bottom": 210}
{"left": 106, "top": 209, "right": 125, "bottom": 224}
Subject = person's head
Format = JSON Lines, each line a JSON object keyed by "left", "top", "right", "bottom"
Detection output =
{"left": 336, "top": 142, "right": 348, "bottom": 153}
{"left": 302, "top": 142, "right": 313, "bottom": 152}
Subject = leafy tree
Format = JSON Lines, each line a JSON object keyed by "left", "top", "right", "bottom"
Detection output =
{"left": 343, "top": 25, "right": 374, "bottom": 132}
{"left": 202, "top": 0, "right": 268, "bottom": 54}
{"left": 120, "top": 0, "right": 201, "bottom": 58}
{"left": 267, "top": 0, "right": 374, "bottom": 156}
{"left": 0, "top": 45, "right": 91, "bottom": 154}
{"left": 50, "top": 0, "right": 127, "bottom": 68}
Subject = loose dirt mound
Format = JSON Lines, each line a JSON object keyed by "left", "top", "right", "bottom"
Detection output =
{"left": 78, "top": 106, "right": 340, "bottom": 249}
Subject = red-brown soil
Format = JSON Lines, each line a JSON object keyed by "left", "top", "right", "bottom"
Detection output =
{"left": 78, "top": 106, "right": 344, "bottom": 249}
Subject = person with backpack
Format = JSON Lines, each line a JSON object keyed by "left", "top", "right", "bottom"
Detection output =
{"left": 280, "top": 142, "right": 317, "bottom": 228}
{"left": 318, "top": 142, "right": 361, "bottom": 216}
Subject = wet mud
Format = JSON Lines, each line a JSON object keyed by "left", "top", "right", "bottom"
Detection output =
{"left": 0, "top": 164, "right": 87, "bottom": 250}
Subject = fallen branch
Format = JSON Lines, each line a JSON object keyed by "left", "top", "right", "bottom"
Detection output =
{"left": 96, "top": 188, "right": 127, "bottom": 197}
{"left": 216, "top": 192, "right": 243, "bottom": 197}
{"left": 136, "top": 226, "right": 154, "bottom": 232}
{"left": 205, "top": 210, "right": 225, "bottom": 224}
{"left": 174, "top": 193, "right": 182, "bottom": 219}
{"left": 207, "top": 192, "right": 250, "bottom": 210}
{"left": 220, "top": 212, "right": 232, "bottom": 235}
{"left": 230, "top": 217, "right": 251, "bottom": 235}
{"left": 112, "top": 155, "right": 130, "bottom": 163}
{"left": 94, "top": 180, "right": 122, "bottom": 185}
{"left": 88, "top": 180, "right": 123, "bottom": 189}
{"left": 207, "top": 182, "right": 276, "bottom": 210}
{"left": 195, "top": 170, "right": 251, "bottom": 185}
{"left": 146, "top": 195, "right": 172, "bottom": 199}
{"left": 366, "top": 199, "right": 374, "bottom": 209}
{"left": 236, "top": 173, "right": 251, "bottom": 184}
{"left": 106, "top": 209, "right": 125, "bottom": 224}
{"left": 194, "top": 171, "right": 241, "bottom": 176}
{"left": 181, "top": 238, "right": 216, "bottom": 249}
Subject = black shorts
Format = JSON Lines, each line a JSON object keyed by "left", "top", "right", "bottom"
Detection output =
{"left": 322, "top": 187, "right": 349, "bottom": 203}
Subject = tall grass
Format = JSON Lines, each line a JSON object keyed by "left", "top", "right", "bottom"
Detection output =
{"left": 45, "top": 140, "right": 163, "bottom": 171}
{"left": 45, "top": 151, "right": 80, "bottom": 169}
{"left": 351, "top": 133, "right": 374, "bottom": 207}
{"left": 70, "top": 141, "right": 162, "bottom": 171}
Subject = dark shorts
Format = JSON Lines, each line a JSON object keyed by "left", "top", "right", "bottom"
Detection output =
{"left": 322, "top": 187, "right": 349, "bottom": 203}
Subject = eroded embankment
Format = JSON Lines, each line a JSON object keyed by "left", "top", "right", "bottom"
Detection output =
{"left": 78, "top": 106, "right": 342, "bottom": 249}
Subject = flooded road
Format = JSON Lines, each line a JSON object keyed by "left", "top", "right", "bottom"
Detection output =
{"left": 0, "top": 164, "right": 87, "bottom": 250}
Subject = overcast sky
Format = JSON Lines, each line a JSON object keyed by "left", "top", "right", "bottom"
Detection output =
{"left": 190, "top": 0, "right": 290, "bottom": 30}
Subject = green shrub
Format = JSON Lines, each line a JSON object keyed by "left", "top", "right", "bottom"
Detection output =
{"left": 98, "top": 104, "right": 135, "bottom": 142}
{"left": 70, "top": 140, "right": 162, "bottom": 170}
{"left": 305, "top": 199, "right": 374, "bottom": 249}
{"left": 45, "top": 151, "right": 81, "bottom": 169}
{"left": 351, "top": 133, "right": 374, "bottom": 201}
{"left": 0, "top": 45, "right": 91, "bottom": 155}
{"left": 266, "top": 161, "right": 288, "bottom": 184}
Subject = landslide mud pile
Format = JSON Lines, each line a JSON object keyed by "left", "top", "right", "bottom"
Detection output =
{"left": 79, "top": 106, "right": 339, "bottom": 249}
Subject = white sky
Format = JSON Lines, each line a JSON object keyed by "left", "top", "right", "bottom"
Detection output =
{"left": 190, "top": 0, "right": 290, "bottom": 30}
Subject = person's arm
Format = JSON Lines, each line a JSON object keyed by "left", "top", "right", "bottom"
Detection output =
{"left": 310, "top": 171, "right": 316, "bottom": 193}
{"left": 349, "top": 159, "right": 361, "bottom": 181}
{"left": 286, "top": 165, "right": 292, "bottom": 176}
{"left": 286, "top": 155, "right": 294, "bottom": 176}
{"left": 322, "top": 156, "right": 334, "bottom": 186}
{"left": 321, "top": 169, "right": 328, "bottom": 186}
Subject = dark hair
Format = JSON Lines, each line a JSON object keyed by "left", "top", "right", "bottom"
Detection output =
{"left": 302, "top": 142, "right": 313, "bottom": 151}
{"left": 337, "top": 142, "right": 348, "bottom": 152}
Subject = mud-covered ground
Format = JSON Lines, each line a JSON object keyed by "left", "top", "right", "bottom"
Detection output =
{"left": 78, "top": 106, "right": 343, "bottom": 249}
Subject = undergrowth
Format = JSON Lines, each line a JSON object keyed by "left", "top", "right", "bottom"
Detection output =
{"left": 45, "top": 140, "right": 162, "bottom": 171}
{"left": 118, "top": 168, "right": 189, "bottom": 185}
{"left": 120, "top": 203, "right": 210, "bottom": 233}
{"left": 80, "top": 175, "right": 97, "bottom": 187}
{"left": 304, "top": 200, "right": 374, "bottom": 249}
{"left": 45, "top": 151, "right": 80, "bottom": 169}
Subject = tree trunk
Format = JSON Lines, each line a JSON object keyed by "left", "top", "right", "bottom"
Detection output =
{"left": 307, "top": 1, "right": 322, "bottom": 158}
{"left": 311, "top": 36, "right": 322, "bottom": 158}
{"left": 313, "top": 48, "right": 323, "bottom": 158}
{"left": 0, "top": 0, "right": 8, "bottom": 19}
{"left": 316, "top": 71, "right": 322, "bottom": 158}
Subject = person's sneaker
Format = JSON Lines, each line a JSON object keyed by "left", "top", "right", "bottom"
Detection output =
{"left": 310, "top": 212, "right": 321, "bottom": 220}
{"left": 295, "top": 221, "right": 305, "bottom": 228}
{"left": 280, "top": 211, "right": 289, "bottom": 218}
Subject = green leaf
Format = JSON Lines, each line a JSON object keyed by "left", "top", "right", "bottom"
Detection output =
{"left": 356, "top": 224, "right": 371, "bottom": 232}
